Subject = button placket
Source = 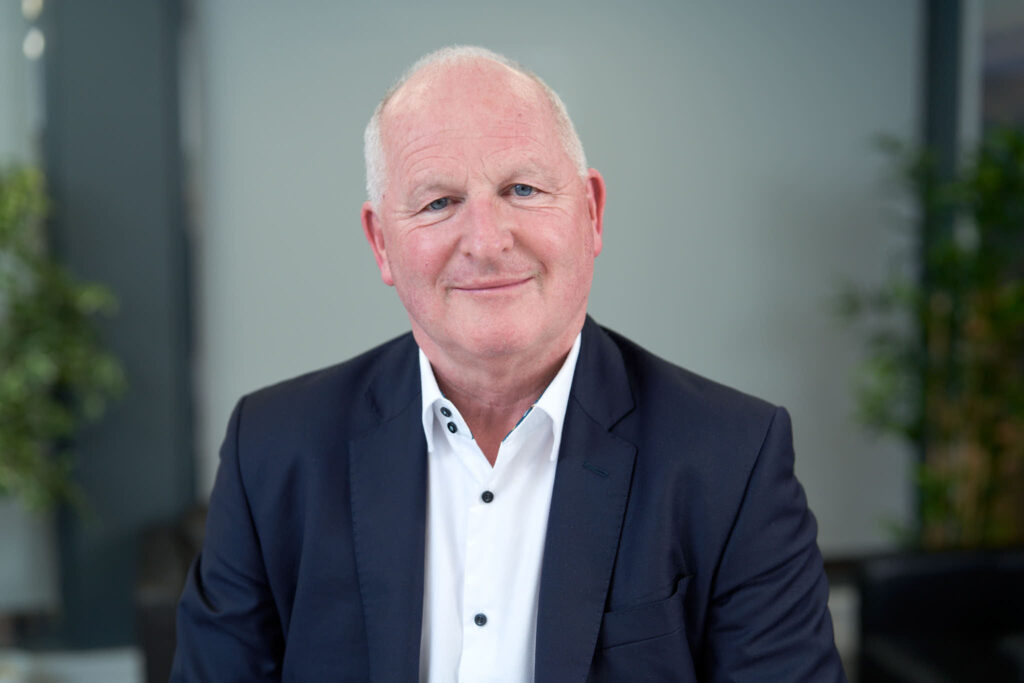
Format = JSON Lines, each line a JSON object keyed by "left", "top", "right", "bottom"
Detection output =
{"left": 461, "top": 499, "right": 500, "bottom": 677}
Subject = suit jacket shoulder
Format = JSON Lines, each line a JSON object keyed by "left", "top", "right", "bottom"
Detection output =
{"left": 599, "top": 322, "right": 777, "bottom": 447}
{"left": 238, "top": 330, "right": 420, "bottom": 447}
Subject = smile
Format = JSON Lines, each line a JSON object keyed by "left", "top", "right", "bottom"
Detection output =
{"left": 452, "top": 277, "right": 532, "bottom": 292}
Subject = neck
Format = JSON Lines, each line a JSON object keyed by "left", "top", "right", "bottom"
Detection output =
{"left": 419, "top": 329, "right": 579, "bottom": 466}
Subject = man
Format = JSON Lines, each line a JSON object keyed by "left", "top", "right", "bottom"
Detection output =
{"left": 173, "top": 46, "right": 845, "bottom": 682}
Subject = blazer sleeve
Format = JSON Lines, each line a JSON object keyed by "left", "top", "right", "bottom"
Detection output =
{"left": 702, "top": 407, "right": 846, "bottom": 682}
{"left": 171, "top": 398, "right": 285, "bottom": 682}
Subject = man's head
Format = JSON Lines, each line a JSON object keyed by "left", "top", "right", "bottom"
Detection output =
{"left": 361, "top": 46, "right": 605, "bottom": 373}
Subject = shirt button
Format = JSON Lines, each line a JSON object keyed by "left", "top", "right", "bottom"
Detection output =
{"left": 481, "top": 490, "right": 494, "bottom": 503}
{"left": 474, "top": 613, "right": 487, "bottom": 627}
{"left": 440, "top": 406, "right": 452, "bottom": 417}
{"left": 447, "top": 422, "right": 457, "bottom": 434}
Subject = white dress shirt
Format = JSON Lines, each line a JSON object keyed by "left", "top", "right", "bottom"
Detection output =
{"left": 417, "top": 334, "right": 582, "bottom": 683}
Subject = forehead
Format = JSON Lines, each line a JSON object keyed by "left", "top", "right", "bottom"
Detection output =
{"left": 380, "top": 60, "right": 563, "bottom": 170}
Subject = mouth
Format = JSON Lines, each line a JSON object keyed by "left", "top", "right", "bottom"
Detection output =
{"left": 451, "top": 276, "right": 533, "bottom": 293}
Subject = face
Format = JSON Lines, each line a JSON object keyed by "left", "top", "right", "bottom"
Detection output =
{"left": 362, "top": 59, "right": 605, "bottom": 371}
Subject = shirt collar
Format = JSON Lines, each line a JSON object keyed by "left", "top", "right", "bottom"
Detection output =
{"left": 419, "top": 333, "right": 582, "bottom": 462}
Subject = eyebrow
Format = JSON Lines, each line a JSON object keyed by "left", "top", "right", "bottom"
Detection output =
{"left": 500, "top": 162, "right": 560, "bottom": 187}
{"left": 405, "top": 180, "right": 460, "bottom": 208}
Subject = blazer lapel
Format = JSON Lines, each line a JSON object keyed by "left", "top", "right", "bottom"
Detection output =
{"left": 535, "top": 318, "right": 637, "bottom": 683}
{"left": 348, "top": 338, "right": 427, "bottom": 683}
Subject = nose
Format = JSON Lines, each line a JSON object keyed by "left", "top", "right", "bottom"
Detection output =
{"left": 461, "top": 197, "right": 514, "bottom": 259}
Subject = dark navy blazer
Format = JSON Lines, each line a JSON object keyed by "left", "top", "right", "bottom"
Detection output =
{"left": 172, "top": 318, "right": 846, "bottom": 682}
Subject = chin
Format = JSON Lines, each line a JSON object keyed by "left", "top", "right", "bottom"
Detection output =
{"left": 453, "top": 316, "right": 546, "bottom": 357}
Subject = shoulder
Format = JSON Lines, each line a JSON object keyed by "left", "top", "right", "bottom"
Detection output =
{"left": 592, "top": 321, "right": 780, "bottom": 444}
{"left": 585, "top": 320, "right": 794, "bottom": 527}
{"left": 232, "top": 331, "right": 419, "bottom": 447}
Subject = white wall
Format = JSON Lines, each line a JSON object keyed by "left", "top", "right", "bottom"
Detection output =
{"left": 189, "top": 1, "right": 922, "bottom": 555}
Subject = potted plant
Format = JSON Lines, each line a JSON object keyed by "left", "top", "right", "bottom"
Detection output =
{"left": 840, "top": 127, "right": 1024, "bottom": 549}
{"left": 0, "top": 164, "right": 123, "bottom": 615}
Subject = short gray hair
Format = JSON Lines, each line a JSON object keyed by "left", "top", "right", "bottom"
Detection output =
{"left": 363, "top": 45, "right": 588, "bottom": 207}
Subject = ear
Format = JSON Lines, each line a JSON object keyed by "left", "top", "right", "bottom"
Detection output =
{"left": 361, "top": 201, "right": 395, "bottom": 286}
{"left": 585, "top": 168, "right": 606, "bottom": 257}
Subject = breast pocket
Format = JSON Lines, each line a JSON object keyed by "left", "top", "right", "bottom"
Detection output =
{"left": 598, "top": 574, "right": 692, "bottom": 650}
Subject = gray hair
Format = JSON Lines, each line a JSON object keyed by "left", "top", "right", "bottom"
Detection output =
{"left": 363, "top": 45, "right": 588, "bottom": 207}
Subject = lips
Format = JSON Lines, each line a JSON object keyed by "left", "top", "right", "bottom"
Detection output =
{"left": 451, "top": 276, "right": 532, "bottom": 292}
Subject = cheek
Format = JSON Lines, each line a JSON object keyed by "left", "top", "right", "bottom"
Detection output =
{"left": 558, "top": 226, "right": 598, "bottom": 290}
{"left": 388, "top": 232, "right": 455, "bottom": 299}
{"left": 568, "top": 252, "right": 595, "bottom": 289}
{"left": 542, "top": 219, "right": 596, "bottom": 273}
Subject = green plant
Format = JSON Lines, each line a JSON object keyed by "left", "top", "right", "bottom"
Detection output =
{"left": 840, "top": 128, "right": 1024, "bottom": 549}
{"left": 0, "top": 165, "right": 124, "bottom": 511}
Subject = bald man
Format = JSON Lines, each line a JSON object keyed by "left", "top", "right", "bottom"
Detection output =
{"left": 172, "top": 46, "right": 845, "bottom": 682}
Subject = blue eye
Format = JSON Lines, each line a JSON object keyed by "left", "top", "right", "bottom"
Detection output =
{"left": 427, "top": 197, "right": 449, "bottom": 211}
{"left": 512, "top": 184, "right": 535, "bottom": 197}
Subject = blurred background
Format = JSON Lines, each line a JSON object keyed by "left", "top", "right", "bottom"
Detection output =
{"left": 0, "top": 0, "right": 1022, "bottom": 681}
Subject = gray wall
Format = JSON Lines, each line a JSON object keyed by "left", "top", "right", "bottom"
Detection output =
{"left": 0, "top": 3, "right": 32, "bottom": 163}
{"left": 189, "top": 1, "right": 922, "bottom": 555}
{"left": 40, "top": 0, "right": 192, "bottom": 646}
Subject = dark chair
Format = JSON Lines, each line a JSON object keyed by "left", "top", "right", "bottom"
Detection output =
{"left": 857, "top": 548, "right": 1024, "bottom": 682}
{"left": 135, "top": 505, "right": 207, "bottom": 683}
